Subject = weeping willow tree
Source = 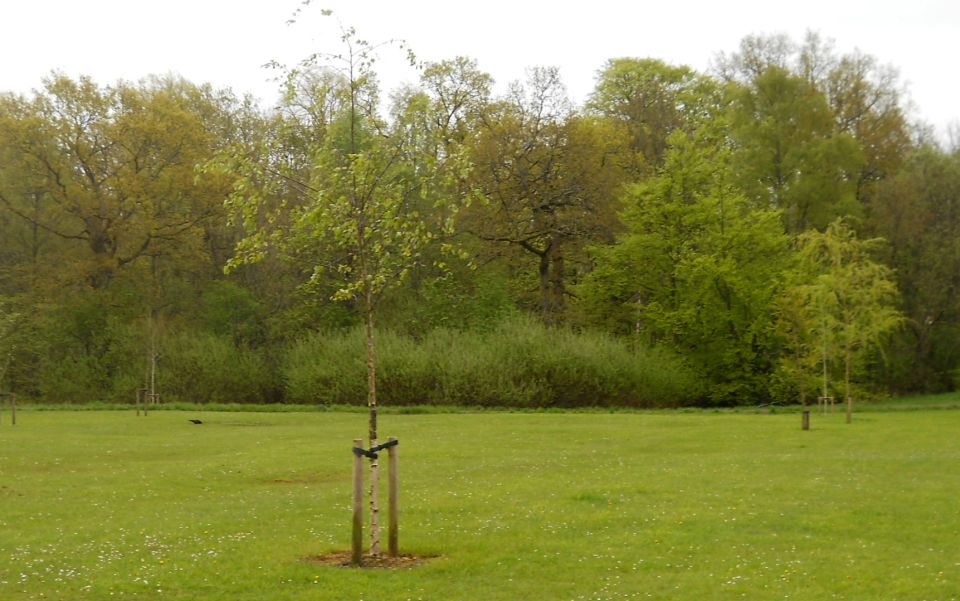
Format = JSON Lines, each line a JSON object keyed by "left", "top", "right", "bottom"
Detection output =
{"left": 796, "top": 219, "right": 903, "bottom": 423}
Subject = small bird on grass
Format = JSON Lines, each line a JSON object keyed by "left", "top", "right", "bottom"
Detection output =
{"left": 188, "top": 419, "right": 203, "bottom": 424}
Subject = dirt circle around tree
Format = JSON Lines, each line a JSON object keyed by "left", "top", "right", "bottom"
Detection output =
{"left": 305, "top": 551, "right": 436, "bottom": 569}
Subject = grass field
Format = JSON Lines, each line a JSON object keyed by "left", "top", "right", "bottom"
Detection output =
{"left": 1, "top": 408, "right": 958, "bottom": 600}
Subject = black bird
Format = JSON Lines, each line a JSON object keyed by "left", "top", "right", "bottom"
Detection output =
{"left": 188, "top": 419, "right": 203, "bottom": 424}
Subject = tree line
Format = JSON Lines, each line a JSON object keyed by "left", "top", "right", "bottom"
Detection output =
{"left": 1, "top": 31, "right": 957, "bottom": 407}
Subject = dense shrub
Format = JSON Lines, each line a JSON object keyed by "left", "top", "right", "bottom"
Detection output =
{"left": 33, "top": 309, "right": 142, "bottom": 403}
{"left": 282, "top": 317, "right": 703, "bottom": 407}
{"left": 159, "top": 332, "right": 280, "bottom": 404}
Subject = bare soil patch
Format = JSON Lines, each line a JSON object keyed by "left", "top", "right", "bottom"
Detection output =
{"left": 305, "top": 551, "right": 435, "bottom": 569}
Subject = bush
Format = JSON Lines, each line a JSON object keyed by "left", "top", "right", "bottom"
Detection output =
{"left": 159, "top": 332, "right": 280, "bottom": 404}
{"left": 281, "top": 317, "right": 703, "bottom": 407}
{"left": 33, "top": 310, "right": 142, "bottom": 403}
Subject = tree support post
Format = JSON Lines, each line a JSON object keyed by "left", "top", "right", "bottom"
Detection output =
{"left": 352, "top": 439, "right": 364, "bottom": 566}
{"left": 387, "top": 437, "right": 399, "bottom": 557}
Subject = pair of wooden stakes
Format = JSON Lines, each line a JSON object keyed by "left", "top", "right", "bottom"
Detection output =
{"left": 351, "top": 437, "right": 399, "bottom": 565}
{"left": 134, "top": 388, "right": 160, "bottom": 416}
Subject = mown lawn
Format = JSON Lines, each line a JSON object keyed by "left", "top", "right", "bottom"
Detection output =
{"left": 0, "top": 408, "right": 958, "bottom": 600}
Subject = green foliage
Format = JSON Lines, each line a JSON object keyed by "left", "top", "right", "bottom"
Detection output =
{"left": 31, "top": 301, "right": 142, "bottom": 402}
{"left": 788, "top": 219, "right": 904, "bottom": 414}
{"left": 159, "top": 331, "right": 280, "bottom": 404}
{"left": 377, "top": 266, "right": 518, "bottom": 335}
{"left": 0, "top": 296, "right": 19, "bottom": 388}
{"left": 0, "top": 33, "right": 947, "bottom": 405}
{"left": 587, "top": 57, "right": 722, "bottom": 172}
{"left": 462, "top": 69, "right": 626, "bottom": 324}
{"left": 282, "top": 317, "right": 702, "bottom": 407}
{"left": 867, "top": 147, "right": 960, "bottom": 392}
{"left": 0, "top": 75, "right": 233, "bottom": 291}
{"left": 726, "top": 65, "right": 863, "bottom": 232}
{"left": 197, "top": 280, "right": 267, "bottom": 345}
{"left": 581, "top": 130, "right": 792, "bottom": 403}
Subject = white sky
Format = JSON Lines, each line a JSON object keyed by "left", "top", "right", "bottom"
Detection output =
{"left": 2, "top": 0, "right": 958, "bottom": 136}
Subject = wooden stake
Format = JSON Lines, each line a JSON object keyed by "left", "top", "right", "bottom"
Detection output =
{"left": 387, "top": 437, "right": 399, "bottom": 557}
{"left": 352, "top": 439, "right": 364, "bottom": 566}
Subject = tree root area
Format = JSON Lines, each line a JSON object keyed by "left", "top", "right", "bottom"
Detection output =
{"left": 306, "top": 551, "right": 434, "bottom": 569}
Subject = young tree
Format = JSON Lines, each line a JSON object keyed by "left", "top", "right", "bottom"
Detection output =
{"left": 796, "top": 219, "right": 903, "bottom": 422}
{"left": 214, "top": 28, "right": 470, "bottom": 556}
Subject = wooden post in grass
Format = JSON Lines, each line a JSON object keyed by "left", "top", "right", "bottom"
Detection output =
{"left": 387, "top": 437, "right": 399, "bottom": 557}
{"left": 352, "top": 439, "right": 364, "bottom": 566}
{"left": 137, "top": 388, "right": 149, "bottom": 416}
{"left": 802, "top": 410, "right": 810, "bottom": 431}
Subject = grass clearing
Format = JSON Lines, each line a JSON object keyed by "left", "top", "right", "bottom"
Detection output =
{"left": 1, "top": 409, "right": 958, "bottom": 600}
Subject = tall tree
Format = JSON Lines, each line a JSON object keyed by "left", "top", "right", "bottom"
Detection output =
{"left": 720, "top": 32, "right": 912, "bottom": 221}
{"left": 464, "top": 67, "right": 625, "bottom": 323}
{"left": 0, "top": 75, "right": 228, "bottom": 290}
{"left": 587, "top": 57, "right": 721, "bottom": 175}
{"left": 725, "top": 65, "right": 862, "bottom": 233}
{"left": 822, "top": 51, "right": 911, "bottom": 205}
{"left": 581, "top": 129, "right": 791, "bottom": 402}
{"left": 415, "top": 56, "right": 493, "bottom": 153}
{"left": 867, "top": 146, "right": 960, "bottom": 392}
{"left": 0, "top": 75, "right": 240, "bottom": 401}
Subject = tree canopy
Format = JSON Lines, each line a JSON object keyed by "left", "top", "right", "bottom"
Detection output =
{"left": 0, "top": 29, "right": 949, "bottom": 408}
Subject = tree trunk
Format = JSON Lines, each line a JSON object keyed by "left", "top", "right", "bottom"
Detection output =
{"left": 822, "top": 342, "right": 829, "bottom": 398}
{"left": 549, "top": 251, "right": 565, "bottom": 322}
{"left": 363, "top": 291, "right": 381, "bottom": 556}
{"left": 799, "top": 371, "right": 807, "bottom": 408}
{"left": 538, "top": 248, "right": 551, "bottom": 324}
{"left": 844, "top": 348, "right": 853, "bottom": 424}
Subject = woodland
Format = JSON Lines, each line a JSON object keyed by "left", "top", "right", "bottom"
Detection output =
{"left": 1, "top": 31, "right": 957, "bottom": 408}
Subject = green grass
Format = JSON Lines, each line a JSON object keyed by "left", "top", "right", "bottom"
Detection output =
{"left": 1, "top": 409, "right": 958, "bottom": 600}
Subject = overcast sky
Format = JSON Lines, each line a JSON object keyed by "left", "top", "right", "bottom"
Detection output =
{"left": 3, "top": 0, "right": 958, "bottom": 136}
